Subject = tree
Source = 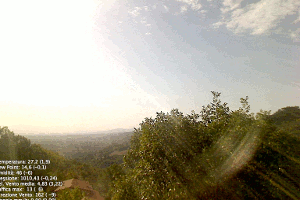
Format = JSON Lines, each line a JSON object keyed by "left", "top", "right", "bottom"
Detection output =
{"left": 118, "top": 92, "right": 237, "bottom": 199}
{"left": 200, "top": 91, "right": 231, "bottom": 127}
{"left": 0, "top": 127, "right": 17, "bottom": 160}
{"left": 112, "top": 91, "right": 290, "bottom": 199}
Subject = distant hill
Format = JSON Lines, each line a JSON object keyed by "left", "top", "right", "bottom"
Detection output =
{"left": 60, "top": 128, "right": 134, "bottom": 135}
{"left": 26, "top": 132, "right": 133, "bottom": 158}
{"left": 22, "top": 130, "right": 133, "bottom": 168}
{"left": 270, "top": 106, "right": 300, "bottom": 137}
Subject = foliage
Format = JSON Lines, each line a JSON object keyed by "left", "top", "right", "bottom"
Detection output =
{"left": 268, "top": 106, "right": 300, "bottom": 137}
{"left": 270, "top": 106, "right": 300, "bottom": 126}
{"left": 108, "top": 91, "right": 300, "bottom": 199}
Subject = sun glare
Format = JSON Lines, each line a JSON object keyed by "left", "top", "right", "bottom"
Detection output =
{"left": 0, "top": 0, "right": 130, "bottom": 107}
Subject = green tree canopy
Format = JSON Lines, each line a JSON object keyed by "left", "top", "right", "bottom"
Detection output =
{"left": 109, "top": 91, "right": 276, "bottom": 199}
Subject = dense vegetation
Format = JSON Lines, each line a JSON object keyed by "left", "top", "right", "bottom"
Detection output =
{"left": 0, "top": 91, "right": 299, "bottom": 199}
{"left": 106, "top": 92, "right": 300, "bottom": 199}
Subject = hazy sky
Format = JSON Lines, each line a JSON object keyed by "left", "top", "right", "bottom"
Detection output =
{"left": 0, "top": 0, "right": 299, "bottom": 134}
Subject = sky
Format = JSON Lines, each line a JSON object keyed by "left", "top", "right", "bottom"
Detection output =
{"left": 0, "top": 0, "right": 299, "bottom": 134}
